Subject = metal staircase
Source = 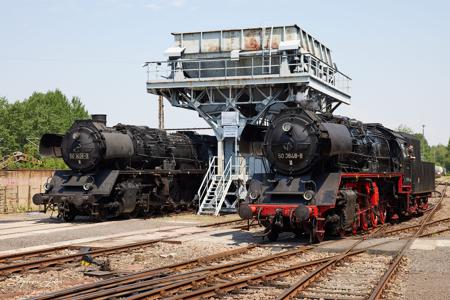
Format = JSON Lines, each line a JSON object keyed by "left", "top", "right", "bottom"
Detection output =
{"left": 197, "top": 156, "right": 247, "bottom": 216}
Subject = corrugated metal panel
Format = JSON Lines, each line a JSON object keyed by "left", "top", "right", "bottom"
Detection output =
{"left": 172, "top": 24, "right": 333, "bottom": 64}
{"left": 222, "top": 30, "right": 240, "bottom": 51}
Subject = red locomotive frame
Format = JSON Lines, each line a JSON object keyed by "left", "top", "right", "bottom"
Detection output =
{"left": 247, "top": 172, "right": 430, "bottom": 242}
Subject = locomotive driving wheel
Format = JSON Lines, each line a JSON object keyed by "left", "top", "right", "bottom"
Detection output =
{"left": 58, "top": 202, "right": 76, "bottom": 222}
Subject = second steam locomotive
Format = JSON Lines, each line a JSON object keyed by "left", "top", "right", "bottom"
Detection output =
{"left": 239, "top": 106, "right": 435, "bottom": 242}
{"left": 33, "top": 115, "right": 216, "bottom": 221}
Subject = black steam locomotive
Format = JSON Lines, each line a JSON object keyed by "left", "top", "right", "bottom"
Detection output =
{"left": 33, "top": 115, "right": 216, "bottom": 221}
{"left": 239, "top": 107, "right": 435, "bottom": 242}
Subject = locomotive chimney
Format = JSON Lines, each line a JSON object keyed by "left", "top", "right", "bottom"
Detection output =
{"left": 91, "top": 114, "right": 107, "bottom": 125}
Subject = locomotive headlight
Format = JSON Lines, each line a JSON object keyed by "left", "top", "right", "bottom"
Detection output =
{"left": 83, "top": 183, "right": 93, "bottom": 191}
{"left": 303, "top": 190, "right": 315, "bottom": 201}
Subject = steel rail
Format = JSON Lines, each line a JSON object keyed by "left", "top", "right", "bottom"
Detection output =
{"left": 162, "top": 235, "right": 421, "bottom": 300}
{"left": 91, "top": 247, "right": 314, "bottom": 300}
{"left": 368, "top": 183, "right": 448, "bottom": 300}
{"left": 162, "top": 249, "right": 381, "bottom": 300}
{"left": 0, "top": 245, "right": 81, "bottom": 264}
{"left": 29, "top": 245, "right": 256, "bottom": 300}
{"left": 0, "top": 238, "right": 169, "bottom": 276}
{"left": 197, "top": 218, "right": 244, "bottom": 228}
{"left": 34, "top": 227, "right": 415, "bottom": 300}
{"left": 131, "top": 254, "right": 332, "bottom": 300}
{"left": 125, "top": 228, "right": 387, "bottom": 300}
{"left": 37, "top": 241, "right": 340, "bottom": 300}
{"left": 275, "top": 226, "right": 385, "bottom": 300}
{"left": 54, "top": 249, "right": 259, "bottom": 300}
{"left": 3, "top": 218, "right": 244, "bottom": 276}
{"left": 419, "top": 226, "right": 450, "bottom": 237}
{"left": 277, "top": 185, "right": 448, "bottom": 300}
{"left": 28, "top": 185, "right": 447, "bottom": 300}
{"left": 120, "top": 246, "right": 315, "bottom": 300}
{"left": 383, "top": 216, "right": 450, "bottom": 235}
{"left": 1, "top": 218, "right": 243, "bottom": 267}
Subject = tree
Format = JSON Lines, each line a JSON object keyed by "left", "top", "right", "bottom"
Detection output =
{"left": 396, "top": 124, "right": 414, "bottom": 134}
{"left": 0, "top": 90, "right": 89, "bottom": 169}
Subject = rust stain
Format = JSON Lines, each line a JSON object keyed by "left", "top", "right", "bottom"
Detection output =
{"left": 207, "top": 45, "right": 219, "bottom": 52}
{"left": 245, "top": 38, "right": 260, "bottom": 50}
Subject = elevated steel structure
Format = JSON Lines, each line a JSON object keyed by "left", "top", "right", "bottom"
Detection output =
{"left": 145, "top": 24, "right": 352, "bottom": 214}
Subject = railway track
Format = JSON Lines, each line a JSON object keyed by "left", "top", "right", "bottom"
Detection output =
{"left": 2, "top": 184, "right": 447, "bottom": 299}
{"left": 0, "top": 217, "right": 257, "bottom": 277}
{"left": 0, "top": 239, "right": 167, "bottom": 276}
{"left": 28, "top": 184, "right": 448, "bottom": 300}
{"left": 27, "top": 231, "right": 383, "bottom": 300}
{"left": 276, "top": 183, "right": 448, "bottom": 300}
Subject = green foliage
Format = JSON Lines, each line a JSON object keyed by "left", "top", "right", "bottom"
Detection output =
{"left": 396, "top": 124, "right": 414, "bottom": 134}
{"left": 0, "top": 90, "right": 89, "bottom": 169}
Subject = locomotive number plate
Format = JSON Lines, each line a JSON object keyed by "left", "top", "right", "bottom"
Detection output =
{"left": 69, "top": 153, "right": 89, "bottom": 160}
{"left": 277, "top": 153, "right": 303, "bottom": 160}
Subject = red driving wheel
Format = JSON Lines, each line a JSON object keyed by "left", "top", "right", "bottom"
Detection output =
{"left": 370, "top": 207, "right": 378, "bottom": 228}
{"left": 360, "top": 210, "right": 369, "bottom": 231}
{"left": 378, "top": 203, "right": 387, "bottom": 224}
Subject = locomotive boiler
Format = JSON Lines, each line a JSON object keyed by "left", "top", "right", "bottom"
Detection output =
{"left": 33, "top": 115, "right": 216, "bottom": 221}
{"left": 239, "top": 107, "right": 435, "bottom": 242}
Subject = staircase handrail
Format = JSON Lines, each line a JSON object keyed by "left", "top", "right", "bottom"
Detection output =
{"left": 213, "top": 156, "right": 233, "bottom": 215}
{"left": 196, "top": 156, "right": 217, "bottom": 207}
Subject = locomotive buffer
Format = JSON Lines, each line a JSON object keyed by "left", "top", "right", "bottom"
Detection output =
{"left": 145, "top": 24, "right": 351, "bottom": 215}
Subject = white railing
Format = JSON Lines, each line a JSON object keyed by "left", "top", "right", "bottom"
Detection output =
{"left": 144, "top": 53, "right": 351, "bottom": 94}
{"left": 196, "top": 156, "right": 217, "bottom": 208}
{"left": 197, "top": 155, "right": 249, "bottom": 215}
{"left": 212, "top": 156, "right": 233, "bottom": 215}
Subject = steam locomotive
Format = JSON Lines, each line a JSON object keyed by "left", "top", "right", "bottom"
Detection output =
{"left": 33, "top": 115, "right": 216, "bottom": 221}
{"left": 239, "top": 106, "right": 435, "bottom": 242}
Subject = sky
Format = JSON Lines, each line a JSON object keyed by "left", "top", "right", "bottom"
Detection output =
{"left": 0, "top": 0, "right": 449, "bottom": 145}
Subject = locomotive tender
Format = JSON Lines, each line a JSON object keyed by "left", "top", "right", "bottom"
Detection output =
{"left": 33, "top": 115, "right": 216, "bottom": 221}
{"left": 239, "top": 106, "right": 435, "bottom": 242}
